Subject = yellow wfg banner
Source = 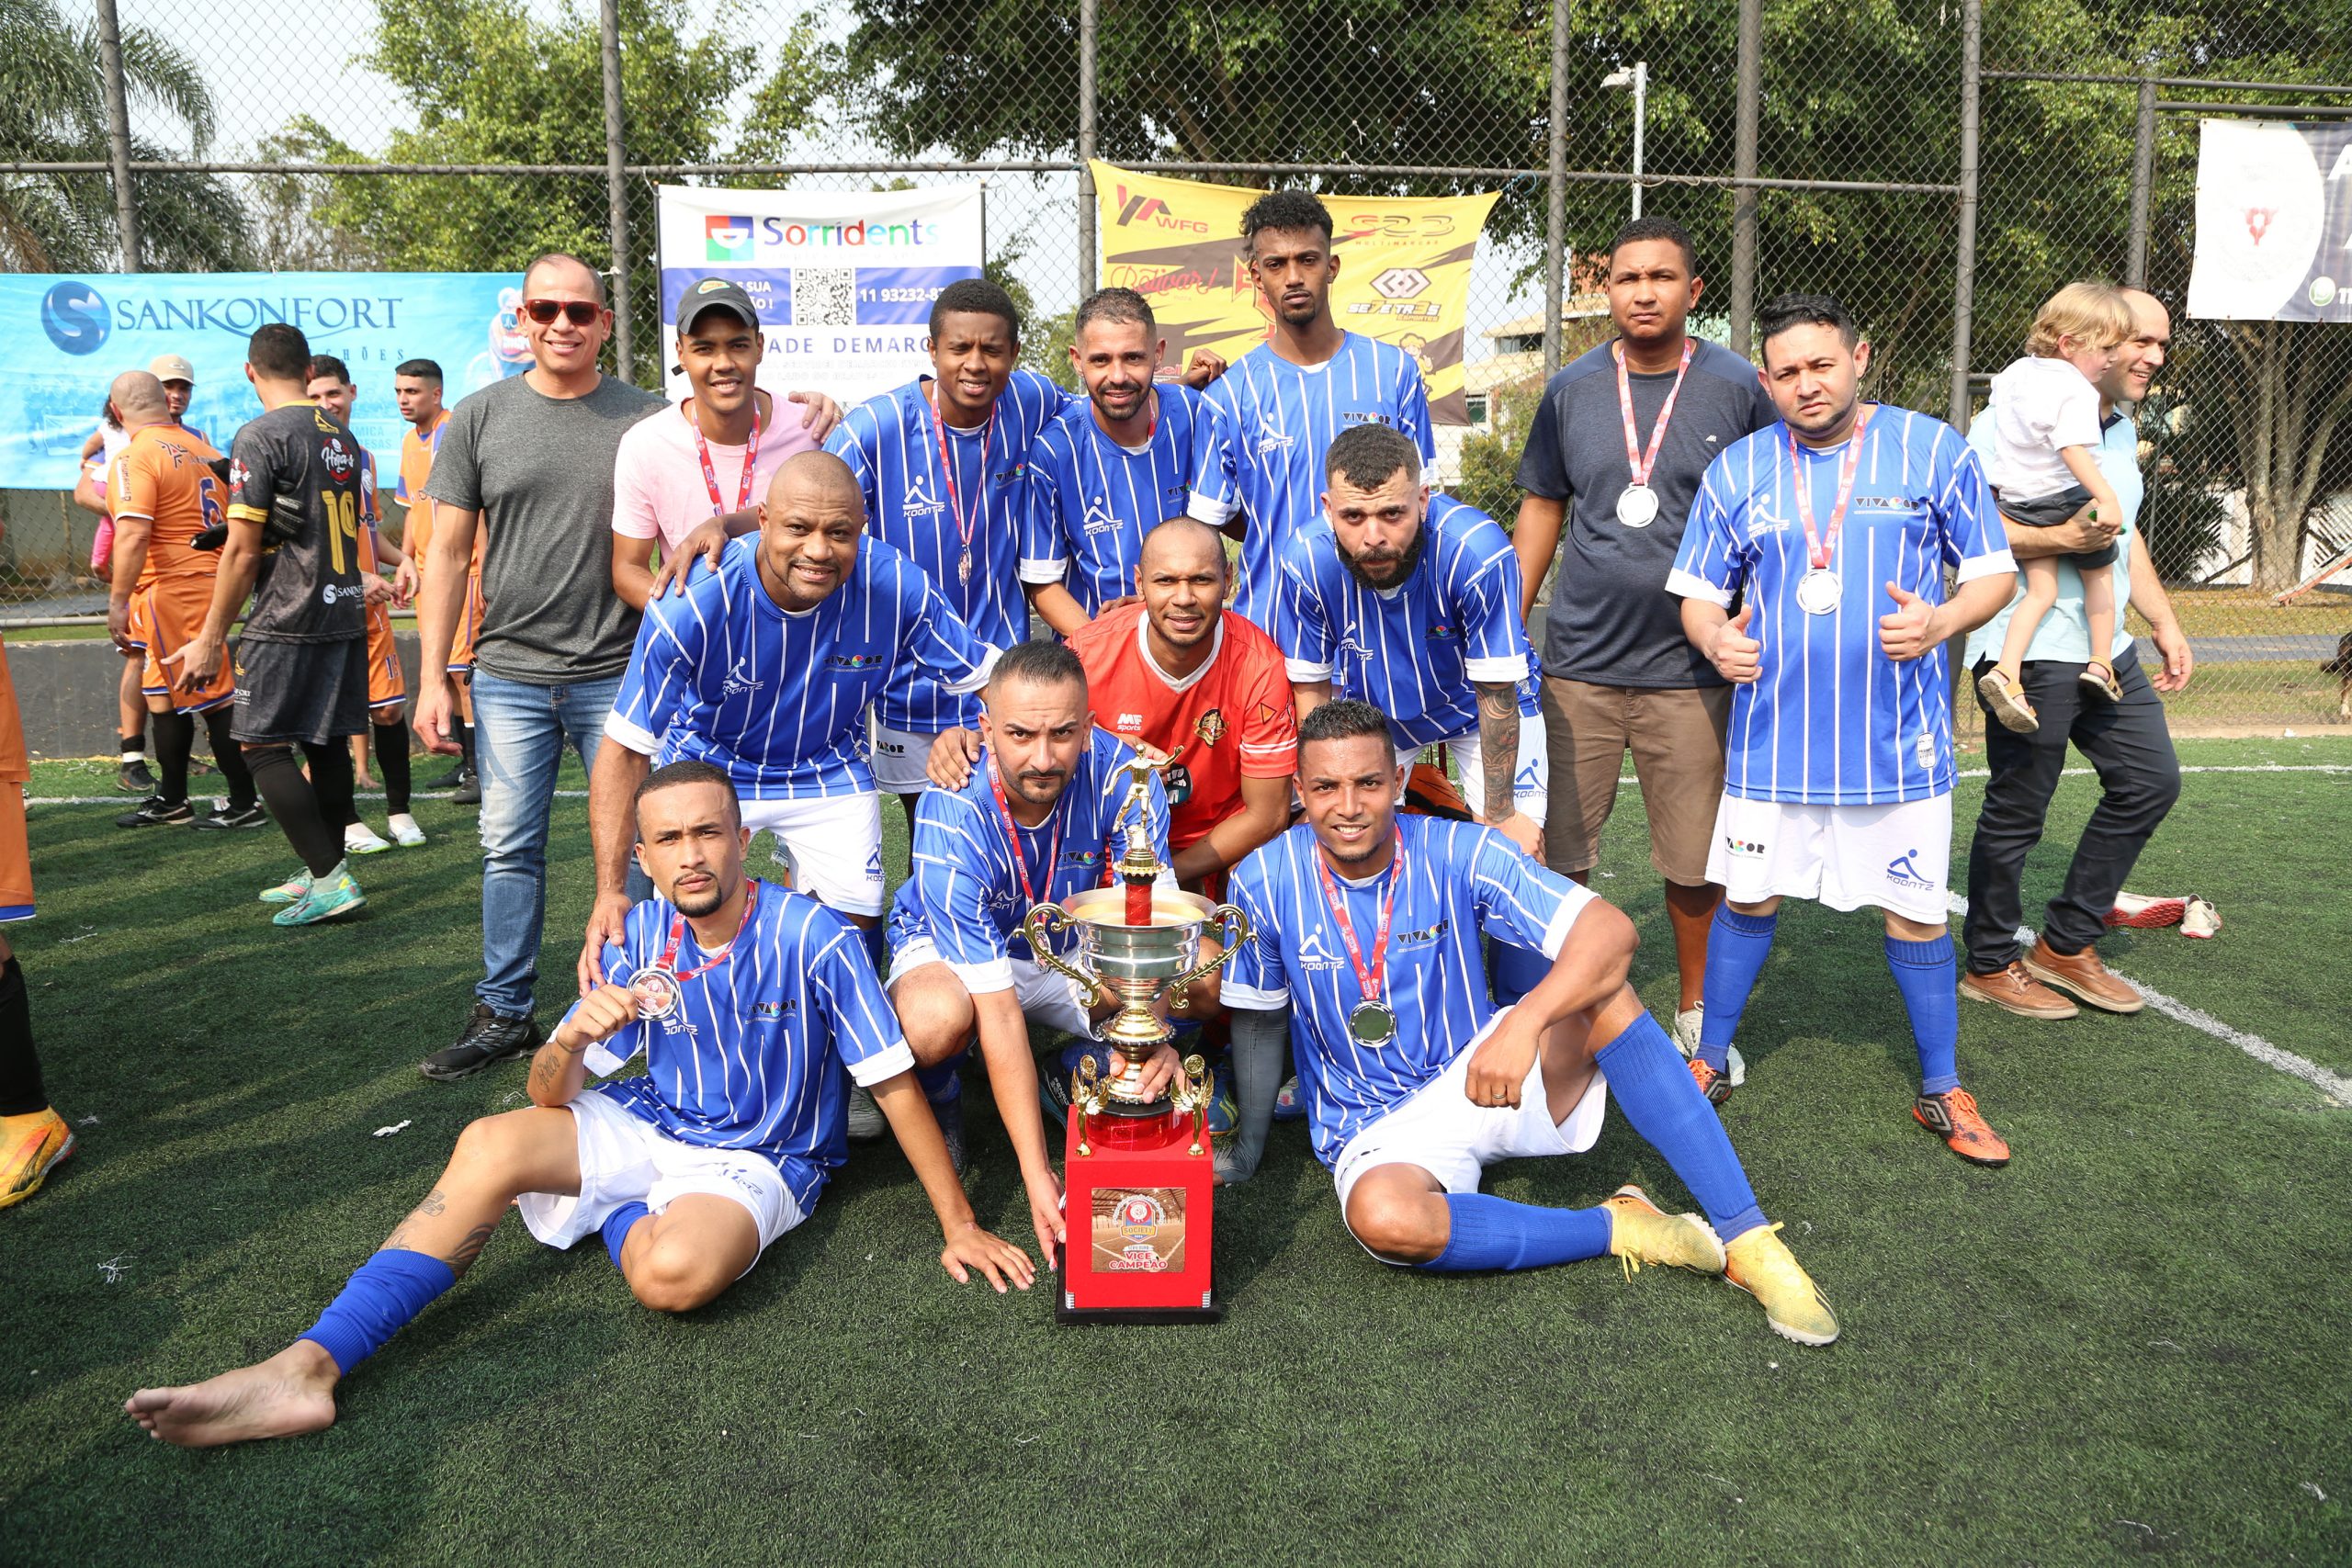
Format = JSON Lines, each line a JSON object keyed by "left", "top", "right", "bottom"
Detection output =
{"left": 1091, "top": 162, "right": 1499, "bottom": 424}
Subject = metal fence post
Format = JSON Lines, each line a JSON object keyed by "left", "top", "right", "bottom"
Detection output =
{"left": 599, "top": 0, "right": 633, "bottom": 380}
{"left": 1947, "top": 0, "right": 1982, "bottom": 429}
{"left": 1078, "top": 0, "right": 1099, "bottom": 297}
{"left": 2127, "top": 62, "right": 2158, "bottom": 289}
{"left": 94, "top": 0, "right": 140, "bottom": 272}
{"left": 1543, "top": 0, "right": 1568, "bottom": 373}
{"left": 1728, "top": 0, "right": 1761, "bottom": 355}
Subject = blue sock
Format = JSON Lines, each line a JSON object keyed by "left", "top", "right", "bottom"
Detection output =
{"left": 1417, "top": 1192, "right": 1611, "bottom": 1272}
{"left": 1697, "top": 907, "right": 1779, "bottom": 1070}
{"left": 297, "top": 1248, "right": 458, "bottom": 1376}
{"left": 1488, "top": 938, "right": 1550, "bottom": 1007}
{"left": 601, "top": 1201, "right": 650, "bottom": 1270}
{"left": 1885, "top": 933, "right": 1962, "bottom": 1095}
{"left": 1594, "top": 1011, "right": 1767, "bottom": 1242}
{"left": 916, "top": 1056, "right": 962, "bottom": 1104}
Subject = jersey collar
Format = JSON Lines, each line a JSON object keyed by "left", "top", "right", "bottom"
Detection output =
{"left": 1134, "top": 610, "right": 1225, "bottom": 694}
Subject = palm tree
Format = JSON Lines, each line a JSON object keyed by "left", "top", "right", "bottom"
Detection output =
{"left": 0, "top": 0, "right": 251, "bottom": 271}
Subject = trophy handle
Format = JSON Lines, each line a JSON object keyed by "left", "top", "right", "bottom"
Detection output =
{"left": 1166, "top": 903, "right": 1250, "bottom": 1010}
{"left": 1022, "top": 904, "right": 1099, "bottom": 996}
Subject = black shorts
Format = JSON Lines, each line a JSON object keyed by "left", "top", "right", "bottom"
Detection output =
{"left": 1994, "top": 481, "right": 2119, "bottom": 570}
{"left": 232, "top": 636, "right": 371, "bottom": 746}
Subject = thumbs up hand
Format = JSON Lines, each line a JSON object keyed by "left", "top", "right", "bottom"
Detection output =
{"left": 1708, "top": 603, "right": 1763, "bottom": 683}
{"left": 1878, "top": 581, "right": 1938, "bottom": 661}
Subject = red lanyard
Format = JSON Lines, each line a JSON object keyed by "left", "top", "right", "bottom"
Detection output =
{"left": 1614, "top": 338, "right": 1694, "bottom": 487}
{"left": 987, "top": 758, "right": 1065, "bottom": 908}
{"left": 1313, "top": 833, "right": 1406, "bottom": 1005}
{"left": 1788, "top": 406, "right": 1871, "bottom": 570}
{"left": 690, "top": 398, "right": 762, "bottom": 516}
{"left": 655, "top": 879, "right": 760, "bottom": 986}
{"left": 929, "top": 386, "right": 997, "bottom": 576}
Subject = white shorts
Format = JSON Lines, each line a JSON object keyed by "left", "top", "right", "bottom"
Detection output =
{"left": 515, "top": 1089, "right": 806, "bottom": 1257}
{"left": 867, "top": 716, "right": 938, "bottom": 795}
{"left": 1703, "top": 793, "right": 1953, "bottom": 926}
{"left": 888, "top": 933, "right": 1094, "bottom": 1035}
{"left": 1398, "top": 710, "right": 1550, "bottom": 826}
{"left": 1331, "top": 1006, "right": 1611, "bottom": 1213}
{"left": 741, "top": 793, "right": 886, "bottom": 917}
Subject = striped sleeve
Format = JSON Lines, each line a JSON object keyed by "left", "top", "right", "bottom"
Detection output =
{"left": 1017, "top": 424, "right": 1070, "bottom": 584}
{"left": 811, "top": 918, "right": 916, "bottom": 1087}
{"left": 902, "top": 565, "right": 1000, "bottom": 697}
{"left": 1279, "top": 544, "right": 1336, "bottom": 681}
{"left": 1186, "top": 383, "right": 1242, "bottom": 525}
{"left": 1468, "top": 826, "right": 1593, "bottom": 958}
{"left": 1666, "top": 451, "right": 1747, "bottom": 606}
{"left": 605, "top": 595, "right": 703, "bottom": 756}
{"left": 1458, "top": 536, "right": 1532, "bottom": 685}
{"left": 1220, "top": 852, "right": 1290, "bottom": 1010}
{"left": 910, "top": 796, "right": 1015, "bottom": 993}
{"left": 1934, "top": 428, "right": 2016, "bottom": 582}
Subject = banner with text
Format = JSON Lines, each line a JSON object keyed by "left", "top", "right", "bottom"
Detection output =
{"left": 654, "top": 185, "right": 986, "bottom": 410}
{"left": 2, "top": 272, "right": 528, "bottom": 491}
{"left": 2188, "top": 119, "right": 2352, "bottom": 321}
{"left": 1091, "top": 163, "right": 1498, "bottom": 423}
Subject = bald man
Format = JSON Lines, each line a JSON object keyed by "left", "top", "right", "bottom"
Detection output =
{"left": 584, "top": 451, "right": 1001, "bottom": 997}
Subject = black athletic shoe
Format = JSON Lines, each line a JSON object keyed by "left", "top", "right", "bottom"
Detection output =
{"left": 419, "top": 1003, "right": 541, "bottom": 1081}
{"left": 423, "top": 761, "right": 470, "bottom": 792}
{"left": 115, "top": 795, "right": 193, "bottom": 829}
{"left": 451, "top": 770, "right": 481, "bottom": 806}
{"left": 116, "top": 760, "right": 156, "bottom": 794}
{"left": 190, "top": 802, "right": 267, "bottom": 831}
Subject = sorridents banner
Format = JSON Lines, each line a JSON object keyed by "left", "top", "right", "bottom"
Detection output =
{"left": 2188, "top": 119, "right": 2352, "bottom": 321}
{"left": 1091, "top": 162, "right": 1499, "bottom": 424}
{"left": 654, "top": 184, "right": 986, "bottom": 410}
{"left": 3, "top": 272, "right": 532, "bottom": 490}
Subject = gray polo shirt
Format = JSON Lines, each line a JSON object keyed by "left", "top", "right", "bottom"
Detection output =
{"left": 1516, "top": 336, "right": 1777, "bottom": 688}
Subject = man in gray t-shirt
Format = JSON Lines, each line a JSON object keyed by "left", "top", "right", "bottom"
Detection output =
{"left": 1510, "top": 216, "right": 1776, "bottom": 1056}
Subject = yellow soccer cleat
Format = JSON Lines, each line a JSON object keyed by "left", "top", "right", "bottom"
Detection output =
{"left": 1602, "top": 1183, "right": 1726, "bottom": 1279}
{"left": 0, "top": 1107, "right": 74, "bottom": 1210}
{"left": 1724, "top": 1222, "right": 1839, "bottom": 1346}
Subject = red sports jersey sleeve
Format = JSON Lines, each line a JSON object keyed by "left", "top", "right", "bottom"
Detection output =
{"left": 1225, "top": 616, "right": 1298, "bottom": 779}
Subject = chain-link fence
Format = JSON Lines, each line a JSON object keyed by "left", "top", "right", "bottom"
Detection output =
{"left": 6, "top": 0, "right": 2349, "bottom": 731}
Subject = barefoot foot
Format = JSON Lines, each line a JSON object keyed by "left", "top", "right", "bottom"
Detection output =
{"left": 124, "top": 1340, "right": 340, "bottom": 1448}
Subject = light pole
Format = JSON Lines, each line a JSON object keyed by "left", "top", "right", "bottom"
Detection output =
{"left": 1602, "top": 61, "right": 1649, "bottom": 220}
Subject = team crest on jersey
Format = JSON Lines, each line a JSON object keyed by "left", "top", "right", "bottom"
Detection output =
{"left": 1193, "top": 709, "right": 1227, "bottom": 748}
{"left": 320, "top": 435, "right": 356, "bottom": 480}
{"left": 720, "top": 657, "right": 763, "bottom": 698}
{"left": 902, "top": 477, "right": 945, "bottom": 518}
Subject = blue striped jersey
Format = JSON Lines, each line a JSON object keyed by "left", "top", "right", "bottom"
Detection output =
{"left": 1018, "top": 383, "right": 1213, "bottom": 618}
{"left": 1667, "top": 405, "right": 2014, "bottom": 805}
{"left": 825, "top": 372, "right": 1078, "bottom": 732}
{"left": 605, "top": 534, "right": 996, "bottom": 799}
{"left": 886, "top": 726, "right": 1171, "bottom": 994}
{"left": 1223, "top": 817, "right": 1593, "bottom": 1168}
{"left": 1278, "top": 492, "right": 1539, "bottom": 750}
{"left": 1187, "top": 333, "right": 1436, "bottom": 637}
{"left": 570, "top": 881, "right": 915, "bottom": 1210}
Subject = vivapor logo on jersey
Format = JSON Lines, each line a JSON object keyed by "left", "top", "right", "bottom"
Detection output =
{"left": 719, "top": 657, "right": 763, "bottom": 698}
{"left": 991, "top": 463, "right": 1025, "bottom": 488}
{"left": 826, "top": 651, "right": 888, "bottom": 672}
{"left": 705, "top": 216, "right": 755, "bottom": 262}
{"left": 752, "top": 998, "right": 797, "bottom": 1021}
{"left": 1853, "top": 495, "right": 1919, "bottom": 513}
{"left": 1340, "top": 412, "right": 1396, "bottom": 429}
{"left": 1394, "top": 919, "right": 1449, "bottom": 949}
{"left": 320, "top": 436, "right": 356, "bottom": 480}
{"left": 1885, "top": 849, "right": 1936, "bottom": 892}
{"left": 1426, "top": 622, "right": 1459, "bottom": 642}
{"left": 1062, "top": 848, "right": 1103, "bottom": 869}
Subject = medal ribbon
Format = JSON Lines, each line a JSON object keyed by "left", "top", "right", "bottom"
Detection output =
{"left": 1787, "top": 405, "right": 1872, "bottom": 570}
{"left": 929, "top": 385, "right": 997, "bottom": 587}
{"left": 651, "top": 878, "right": 761, "bottom": 988}
{"left": 987, "top": 757, "right": 1067, "bottom": 910}
{"left": 1614, "top": 338, "right": 1695, "bottom": 489}
{"left": 690, "top": 397, "right": 762, "bottom": 516}
{"left": 1314, "top": 832, "right": 1406, "bottom": 1006}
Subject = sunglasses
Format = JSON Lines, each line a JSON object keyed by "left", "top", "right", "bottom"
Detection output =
{"left": 521, "top": 299, "right": 605, "bottom": 326}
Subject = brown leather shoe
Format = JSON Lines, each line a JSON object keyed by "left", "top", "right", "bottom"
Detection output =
{"left": 2022, "top": 937, "right": 2144, "bottom": 1014}
{"left": 1960, "top": 963, "right": 2079, "bottom": 1020}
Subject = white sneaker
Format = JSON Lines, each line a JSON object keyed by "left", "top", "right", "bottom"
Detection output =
{"left": 845, "top": 1084, "right": 887, "bottom": 1142}
{"left": 344, "top": 822, "right": 392, "bottom": 855}
{"left": 387, "top": 812, "right": 426, "bottom": 847}
{"left": 2181, "top": 896, "right": 2222, "bottom": 940}
{"left": 1673, "top": 1005, "right": 1745, "bottom": 1086}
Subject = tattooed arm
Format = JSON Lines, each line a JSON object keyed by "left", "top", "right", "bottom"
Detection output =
{"left": 1474, "top": 681, "right": 1543, "bottom": 859}
{"left": 528, "top": 984, "right": 640, "bottom": 1109}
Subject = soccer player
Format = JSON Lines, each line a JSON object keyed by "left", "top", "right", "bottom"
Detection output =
{"left": 584, "top": 451, "right": 997, "bottom": 968}
{"left": 1187, "top": 190, "right": 1435, "bottom": 637}
{"left": 100, "top": 370, "right": 260, "bottom": 832}
{"left": 169, "top": 324, "right": 377, "bottom": 926}
{"left": 1019, "top": 288, "right": 1214, "bottom": 634}
{"left": 1510, "top": 216, "right": 1779, "bottom": 1059}
{"left": 392, "top": 358, "right": 480, "bottom": 801}
{"left": 123, "top": 761, "right": 1031, "bottom": 1449}
{"left": 307, "top": 356, "right": 424, "bottom": 852}
{"left": 885, "top": 641, "right": 1201, "bottom": 1259}
{"left": 1220, "top": 701, "right": 1838, "bottom": 1345}
{"left": 0, "top": 611, "right": 72, "bottom": 1210}
{"left": 1667, "top": 293, "right": 2018, "bottom": 1164}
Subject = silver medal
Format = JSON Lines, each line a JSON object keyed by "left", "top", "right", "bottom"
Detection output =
{"left": 957, "top": 548, "right": 972, "bottom": 585}
{"left": 1348, "top": 998, "right": 1397, "bottom": 1046}
{"left": 629, "top": 966, "right": 681, "bottom": 1020}
{"left": 1795, "top": 569, "right": 1842, "bottom": 615}
{"left": 1614, "top": 484, "right": 1660, "bottom": 528}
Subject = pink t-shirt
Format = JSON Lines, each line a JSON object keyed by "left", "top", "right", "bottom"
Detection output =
{"left": 610, "top": 395, "right": 820, "bottom": 550}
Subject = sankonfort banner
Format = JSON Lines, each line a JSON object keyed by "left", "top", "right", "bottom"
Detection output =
{"left": 2188, "top": 118, "right": 2352, "bottom": 322}
{"left": 1091, "top": 162, "right": 1499, "bottom": 423}
{"left": 654, "top": 184, "right": 987, "bottom": 409}
{"left": 0, "top": 272, "right": 530, "bottom": 491}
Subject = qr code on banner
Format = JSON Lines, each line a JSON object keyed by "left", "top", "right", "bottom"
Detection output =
{"left": 792, "top": 268, "right": 856, "bottom": 327}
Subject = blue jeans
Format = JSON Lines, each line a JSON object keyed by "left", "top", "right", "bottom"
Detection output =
{"left": 470, "top": 669, "right": 626, "bottom": 1019}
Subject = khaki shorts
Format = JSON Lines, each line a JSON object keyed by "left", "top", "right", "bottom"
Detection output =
{"left": 1541, "top": 677, "right": 1730, "bottom": 886}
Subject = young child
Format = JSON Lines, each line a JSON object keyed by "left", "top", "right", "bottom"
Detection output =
{"left": 1975, "top": 280, "right": 2133, "bottom": 734}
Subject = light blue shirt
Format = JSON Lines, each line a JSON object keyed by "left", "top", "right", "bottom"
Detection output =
{"left": 1962, "top": 409, "right": 2142, "bottom": 667}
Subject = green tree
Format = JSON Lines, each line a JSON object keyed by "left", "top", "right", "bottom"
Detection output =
{"left": 0, "top": 0, "right": 250, "bottom": 270}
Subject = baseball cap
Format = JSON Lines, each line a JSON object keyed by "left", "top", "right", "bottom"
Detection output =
{"left": 150, "top": 353, "right": 197, "bottom": 385}
{"left": 678, "top": 277, "right": 760, "bottom": 335}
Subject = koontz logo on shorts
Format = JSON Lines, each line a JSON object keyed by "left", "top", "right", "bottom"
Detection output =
{"left": 706, "top": 214, "right": 942, "bottom": 259}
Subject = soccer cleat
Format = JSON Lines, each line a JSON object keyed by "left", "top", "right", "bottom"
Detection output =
{"left": 1272, "top": 1075, "right": 1306, "bottom": 1122}
{"left": 192, "top": 802, "right": 267, "bottom": 831}
{"left": 344, "top": 822, "right": 392, "bottom": 856}
{"left": 845, "top": 1083, "right": 887, "bottom": 1143}
{"left": 423, "top": 761, "right": 469, "bottom": 792}
{"left": 115, "top": 795, "right": 193, "bottom": 829}
{"left": 0, "top": 1108, "right": 74, "bottom": 1210}
{"left": 1975, "top": 667, "right": 2040, "bottom": 733}
{"left": 387, "top": 812, "right": 427, "bottom": 847}
{"left": 259, "top": 869, "right": 311, "bottom": 905}
{"left": 2181, "top": 896, "right": 2221, "bottom": 940}
{"left": 1602, "top": 1183, "right": 1726, "bottom": 1279}
{"left": 2106, "top": 891, "right": 2187, "bottom": 930}
{"left": 1914, "top": 1087, "right": 2010, "bottom": 1167}
{"left": 452, "top": 771, "right": 481, "bottom": 807}
{"left": 116, "top": 760, "right": 156, "bottom": 794}
{"left": 1689, "top": 1057, "right": 1736, "bottom": 1107}
{"left": 420, "top": 1004, "right": 542, "bottom": 1081}
{"left": 273, "top": 864, "right": 366, "bottom": 926}
{"left": 1724, "top": 1223, "right": 1839, "bottom": 1345}
{"left": 1672, "top": 1005, "right": 1703, "bottom": 1058}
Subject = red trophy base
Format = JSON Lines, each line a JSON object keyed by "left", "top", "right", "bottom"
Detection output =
{"left": 1055, "top": 1102, "right": 1220, "bottom": 1325}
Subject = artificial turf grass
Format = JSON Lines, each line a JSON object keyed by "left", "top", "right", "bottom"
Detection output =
{"left": 2, "top": 739, "right": 2346, "bottom": 1562}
